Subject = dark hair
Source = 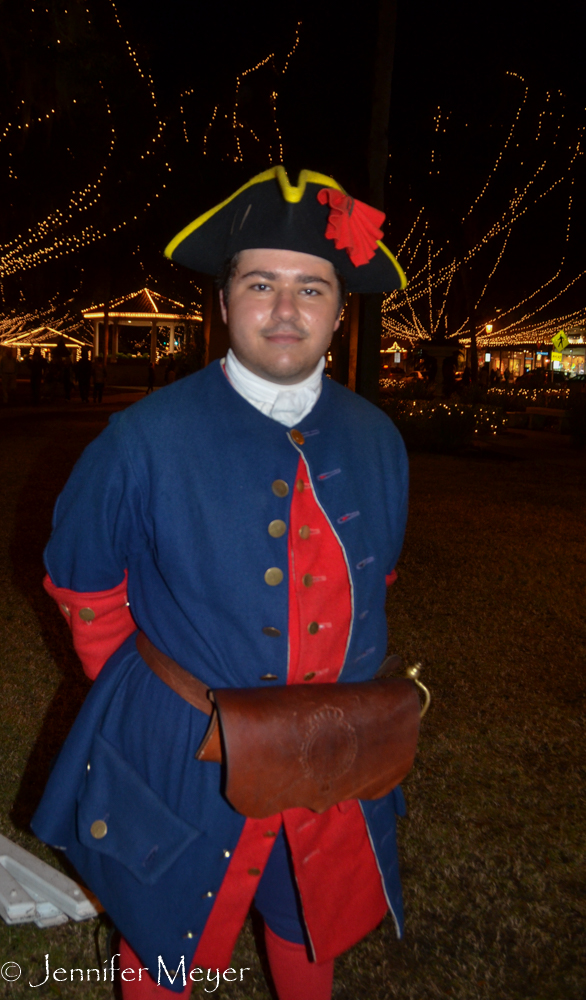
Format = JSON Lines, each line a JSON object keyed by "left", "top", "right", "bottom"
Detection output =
{"left": 216, "top": 252, "right": 346, "bottom": 312}
{"left": 215, "top": 252, "right": 242, "bottom": 305}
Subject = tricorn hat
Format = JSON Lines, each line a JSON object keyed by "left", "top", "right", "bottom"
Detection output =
{"left": 164, "top": 166, "right": 406, "bottom": 294}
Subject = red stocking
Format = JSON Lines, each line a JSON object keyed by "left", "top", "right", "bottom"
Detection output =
{"left": 264, "top": 924, "right": 334, "bottom": 1000}
{"left": 118, "top": 938, "right": 192, "bottom": 1000}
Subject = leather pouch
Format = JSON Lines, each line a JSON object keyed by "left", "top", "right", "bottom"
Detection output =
{"left": 196, "top": 679, "right": 421, "bottom": 818}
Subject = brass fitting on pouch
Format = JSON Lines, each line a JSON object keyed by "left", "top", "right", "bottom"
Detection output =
{"left": 405, "top": 663, "right": 431, "bottom": 719}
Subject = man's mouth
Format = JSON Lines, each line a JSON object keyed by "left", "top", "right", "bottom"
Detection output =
{"left": 263, "top": 326, "right": 306, "bottom": 344}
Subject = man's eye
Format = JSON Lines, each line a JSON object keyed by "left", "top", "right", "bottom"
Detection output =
{"left": 252, "top": 283, "right": 270, "bottom": 292}
{"left": 301, "top": 287, "right": 319, "bottom": 296}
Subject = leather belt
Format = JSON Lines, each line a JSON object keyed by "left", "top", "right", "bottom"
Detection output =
{"left": 136, "top": 631, "right": 222, "bottom": 761}
{"left": 136, "top": 631, "right": 212, "bottom": 716}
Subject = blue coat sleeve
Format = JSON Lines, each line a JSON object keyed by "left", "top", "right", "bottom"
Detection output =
{"left": 44, "top": 412, "right": 148, "bottom": 592}
{"left": 383, "top": 421, "right": 409, "bottom": 577}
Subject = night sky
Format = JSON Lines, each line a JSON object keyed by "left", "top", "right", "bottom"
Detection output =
{"left": 1, "top": 0, "right": 585, "bottom": 337}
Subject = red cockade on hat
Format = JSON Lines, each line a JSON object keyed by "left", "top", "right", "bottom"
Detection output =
{"left": 317, "top": 188, "right": 385, "bottom": 267}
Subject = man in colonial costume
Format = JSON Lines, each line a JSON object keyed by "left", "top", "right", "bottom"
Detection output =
{"left": 33, "top": 166, "right": 412, "bottom": 1000}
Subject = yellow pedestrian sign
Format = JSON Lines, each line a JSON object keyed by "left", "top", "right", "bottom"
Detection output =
{"left": 552, "top": 330, "right": 569, "bottom": 352}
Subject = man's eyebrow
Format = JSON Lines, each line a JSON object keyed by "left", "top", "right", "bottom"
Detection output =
{"left": 238, "top": 270, "right": 332, "bottom": 287}
{"left": 296, "top": 274, "right": 332, "bottom": 287}
{"left": 239, "top": 270, "right": 277, "bottom": 281}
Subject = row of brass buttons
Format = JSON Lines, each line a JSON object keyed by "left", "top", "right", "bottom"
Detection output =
{"left": 245, "top": 826, "right": 279, "bottom": 884}
{"left": 265, "top": 483, "right": 287, "bottom": 647}
{"left": 271, "top": 478, "right": 307, "bottom": 497}
{"left": 268, "top": 465, "right": 316, "bottom": 677}
{"left": 268, "top": 517, "right": 311, "bottom": 543}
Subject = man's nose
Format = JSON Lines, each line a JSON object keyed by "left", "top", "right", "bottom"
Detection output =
{"left": 271, "top": 288, "right": 299, "bottom": 321}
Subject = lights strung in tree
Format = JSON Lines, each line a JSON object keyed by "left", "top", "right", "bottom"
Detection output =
{"left": 0, "top": 296, "right": 84, "bottom": 345}
{"left": 383, "top": 76, "right": 585, "bottom": 350}
{"left": 180, "top": 88, "right": 195, "bottom": 144}
{"left": 463, "top": 72, "right": 528, "bottom": 221}
{"left": 201, "top": 21, "right": 302, "bottom": 164}
{"left": 0, "top": 0, "right": 172, "bottom": 282}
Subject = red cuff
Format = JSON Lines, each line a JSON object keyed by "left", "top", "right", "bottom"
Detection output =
{"left": 385, "top": 570, "right": 398, "bottom": 587}
{"left": 43, "top": 571, "right": 137, "bottom": 680}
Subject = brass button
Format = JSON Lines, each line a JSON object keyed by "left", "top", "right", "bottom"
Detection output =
{"left": 290, "top": 429, "right": 305, "bottom": 446}
{"left": 260, "top": 673, "right": 278, "bottom": 680}
{"left": 60, "top": 603, "right": 71, "bottom": 616}
{"left": 307, "top": 621, "right": 319, "bottom": 635}
{"left": 262, "top": 627, "right": 281, "bottom": 638}
{"left": 268, "top": 519, "right": 287, "bottom": 538}
{"left": 304, "top": 672, "right": 316, "bottom": 681}
{"left": 202, "top": 891, "right": 215, "bottom": 898}
{"left": 302, "top": 574, "right": 313, "bottom": 588}
{"left": 264, "top": 567, "right": 283, "bottom": 586}
{"left": 264, "top": 830, "right": 277, "bottom": 838}
{"left": 248, "top": 868, "right": 261, "bottom": 877}
{"left": 183, "top": 932, "right": 195, "bottom": 939}
{"left": 299, "top": 525, "right": 311, "bottom": 540}
{"left": 296, "top": 479, "right": 305, "bottom": 492}
{"left": 79, "top": 607, "right": 95, "bottom": 622}
{"left": 223, "top": 849, "right": 231, "bottom": 858}
{"left": 272, "top": 479, "right": 289, "bottom": 497}
{"left": 90, "top": 820, "right": 107, "bottom": 839}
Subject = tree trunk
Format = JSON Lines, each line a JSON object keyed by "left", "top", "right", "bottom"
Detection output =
{"left": 356, "top": 0, "right": 398, "bottom": 404}
{"left": 460, "top": 264, "right": 478, "bottom": 382}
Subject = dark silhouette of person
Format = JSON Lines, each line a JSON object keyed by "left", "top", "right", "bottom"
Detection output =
{"left": 62, "top": 352, "right": 73, "bottom": 400}
{"left": 76, "top": 347, "right": 93, "bottom": 402}
{"left": 442, "top": 353, "right": 457, "bottom": 396}
{"left": 28, "top": 347, "right": 47, "bottom": 405}
{"left": 93, "top": 356, "right": 106, "bottom": 403}
{"left": 146, "top": 362, "right": 155, "bottom": 394}
{"left": 164, "top": 355, "right": 176, "bottom": 384}
{"left": 478, "top": 361, "right": 490, "bottom": 388}
{"left": 0, "top": 347, "right": 17, "bottom": 404}
{"left": 45, "top": 351, "right": 61, "bottom": 402}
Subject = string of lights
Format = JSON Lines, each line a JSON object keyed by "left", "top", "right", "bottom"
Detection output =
{"left": 463, "top": 71, "right": 528, "bottom": 221}
{"left": 202, "top": 21, "right": 302, "bottom": 164}
{"left": 0, "top": 0, "right": 172, "bottom": 283}
{"left": 383, "top": 76, "right": 585, "bottom": 349}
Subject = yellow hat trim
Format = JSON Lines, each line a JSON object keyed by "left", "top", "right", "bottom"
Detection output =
{"left": 377, "top": 241, "right": 407, "bottom": 290}
{"left": 164, "top": 166, "right": 343, "bottom": 260}
{"left": 164, "top": 165, "right": 406, "bottom": 289}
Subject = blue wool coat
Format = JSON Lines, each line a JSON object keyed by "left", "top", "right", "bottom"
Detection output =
{"left": 32, "top": 361, "right": 409, "bottom": 986}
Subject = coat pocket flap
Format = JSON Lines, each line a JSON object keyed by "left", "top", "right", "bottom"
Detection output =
{"left": 77, "top": 733, "right": 201, "bottom": 885}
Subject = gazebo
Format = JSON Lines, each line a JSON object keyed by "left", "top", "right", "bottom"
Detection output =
{"left": 0, "top": 326, "right": 92, "bottom": 360}
{"left": 82, "top": 288, "right": 202, "bottom": 363}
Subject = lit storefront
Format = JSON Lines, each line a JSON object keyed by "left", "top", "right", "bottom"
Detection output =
{"left": 554, "top": 346, "right": 585, "bottom": 375}
{"left": 481, "top": 348, "right": 550, "bottom": 377}
{"left": 466, "top": 332, "right": 585, "bottom": 379}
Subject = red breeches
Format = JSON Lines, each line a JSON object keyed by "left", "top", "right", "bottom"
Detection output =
{"left": 118, "top": 931, "right": 333, "bottom": 1000}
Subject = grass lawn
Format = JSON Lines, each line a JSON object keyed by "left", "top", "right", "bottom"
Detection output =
{"left": 0, "top": 397, "right": 584, "bottom": 1000}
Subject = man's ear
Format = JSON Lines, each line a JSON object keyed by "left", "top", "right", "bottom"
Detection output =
{"left": 219, "top": 289, "right": 228, "bottom": 326}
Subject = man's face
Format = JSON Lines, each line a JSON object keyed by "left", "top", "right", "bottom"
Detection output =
{"left": 219, "top": 248, "right": 341, "bottom": 385}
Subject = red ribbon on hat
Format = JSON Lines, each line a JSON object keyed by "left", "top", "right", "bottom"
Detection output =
{"left": 317, "top": 188, "right": 385, "bottom": 267}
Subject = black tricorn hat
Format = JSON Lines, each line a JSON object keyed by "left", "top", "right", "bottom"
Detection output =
{"left": 164, "top": 166, "right": 406, "bottom": 294}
